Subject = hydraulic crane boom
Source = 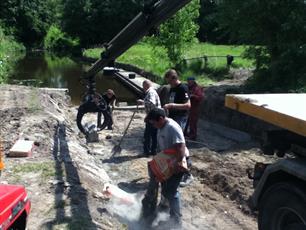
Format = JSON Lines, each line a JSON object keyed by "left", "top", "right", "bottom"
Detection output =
{"left": 77, "top": 0, "right": 191, "bottom": 135}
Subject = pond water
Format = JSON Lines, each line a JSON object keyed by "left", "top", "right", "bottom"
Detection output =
{"left": 9, "top": 52, "right": 138, "bottom": 105}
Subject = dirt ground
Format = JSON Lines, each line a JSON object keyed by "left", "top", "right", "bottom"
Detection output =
{"left": 0, "top": 84, "right": 277, "bottom": 230}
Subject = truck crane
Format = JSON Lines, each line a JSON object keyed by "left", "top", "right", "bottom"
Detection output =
{"left": 226, "top": 94, "right": 306, "bottom": 230}
{"left": 76, "top": 0, "right": 192, "bottom": 135}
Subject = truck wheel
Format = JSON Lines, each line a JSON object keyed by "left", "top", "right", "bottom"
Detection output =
{"left": 258, "top": 182, "right": 306, "bottom": 230}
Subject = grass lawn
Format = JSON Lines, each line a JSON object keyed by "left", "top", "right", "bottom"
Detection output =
{"left": 84, "top": 43, "right": 170, "bottom": 77}
{"left": 83, "top": 42, "right": 254, "bottom": 86}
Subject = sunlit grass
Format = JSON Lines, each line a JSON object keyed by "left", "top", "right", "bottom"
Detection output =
{"left": 12, "top": 161, "right": 56, "bottom": 180}
{"left": 84, "top": 42, "right": 170, "bottom": 77}
{"left": 83, "top": 42, "right": 254, "bottom": 86}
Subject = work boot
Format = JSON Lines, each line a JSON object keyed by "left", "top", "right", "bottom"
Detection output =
{"left": 179, "top": 173, "right": 194, "bottom": 187}
{"left": 156, "top": 216, "right": 182, "bottom": 230}
{"left": 141, "top": 196, "right": 157, "bottom": 222}
{"left": 170, "top": 217, "right": 182, "bottom": 230}
{"left": 157, "top": 195, "right": 169, "bottom": 212}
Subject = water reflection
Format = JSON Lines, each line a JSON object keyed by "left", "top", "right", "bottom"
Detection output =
{"left": 9, "top": 52, "right": 138, "bottom": 105}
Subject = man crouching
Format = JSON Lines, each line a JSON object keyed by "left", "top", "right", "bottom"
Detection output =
{"left": 141, "top": 108, "right": 188, "bottom": 229}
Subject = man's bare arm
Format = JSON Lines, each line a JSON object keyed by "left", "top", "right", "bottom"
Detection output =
{"left": 173, "top": 143, "right": 186, "bottom": 162}
{"left": 164, "top": 100, "right": 191, "bottom": 110}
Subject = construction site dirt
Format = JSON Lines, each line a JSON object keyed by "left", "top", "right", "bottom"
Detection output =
{"left": 0, "top": 84, "right": 278, "bottom": 230}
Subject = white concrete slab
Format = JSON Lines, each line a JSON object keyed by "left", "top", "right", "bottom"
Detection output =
{"left": 9, "top": 140, "right": 34, "bottom": 157}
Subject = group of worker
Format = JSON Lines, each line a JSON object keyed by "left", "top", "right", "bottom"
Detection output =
{"left": 98, "top": 68, "right": 204, "bottom": 229}
{"left": 138, "top": 69, "right": 204, "bottom": 229}
{"left": 138, "top": 69, "right": 204, "bottom": 152}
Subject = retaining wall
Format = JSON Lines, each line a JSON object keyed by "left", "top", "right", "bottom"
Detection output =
{"left": 200, "top": 85, "right": 277, "bottom": 138}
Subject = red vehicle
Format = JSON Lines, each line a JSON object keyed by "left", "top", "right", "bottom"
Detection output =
{"left": 0, "top": 184, "right": 31, "bottom": 230}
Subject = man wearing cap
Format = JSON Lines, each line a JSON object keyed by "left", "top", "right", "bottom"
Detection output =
{"left": 179, "top": 77, "right": 204, "bottom": 187}
{"left": 185, "top": 77, "right": 204, "bottom": 140}
{"left": 141, "top": 108, "right": 186, "bottom": 228}
{"left": 137, "top": 80, "right": 161, "bottom": 155}
{"left": 163, "top": 69, "right": 191, "bottom": 130}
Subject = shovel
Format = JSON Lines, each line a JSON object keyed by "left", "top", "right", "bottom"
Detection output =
{"left": 111, "top": 107, "right": 137, "bottom": 157}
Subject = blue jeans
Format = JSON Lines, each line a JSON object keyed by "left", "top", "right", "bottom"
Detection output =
{"left": 171, "top": 115, "right": 188, "bottom": 131}
{"left": 143, "top": 164, "right": 184, "bottom": 222}
{"left": 97, "top": 106, "right": 112, "bottom": 129}
{"left": 144, "top": 122, "right": 158, "bottom": 155}
{"left": 161, "top": 172, "right": 184, "bottom": 222}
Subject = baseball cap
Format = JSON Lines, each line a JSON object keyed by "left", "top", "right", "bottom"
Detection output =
{"left": 187, "top": 76, "right": 195, "bottom": 81}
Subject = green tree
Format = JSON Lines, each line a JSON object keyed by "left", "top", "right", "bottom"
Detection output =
{"left": 63, "top": 0, "right": 143, "bottom": 47}
{"left": 0, "top": 0, "right": 61, "bottom": 47}
{"left": 44, "top": 25, "right": 80, "bottom": 55}
{"left": 218, "top": 0, "right": 306, "bottom": 91}
{"left": 149, "top": 0, "right": 200, "bottom": 66}
{"left": 62, "top": 0, "right": 91, "bottom": 46}
{"left": 197, "top": 0, "right": 229, "bottom": 43}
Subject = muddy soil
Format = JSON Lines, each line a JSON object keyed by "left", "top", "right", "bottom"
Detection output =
{"left": 0, "top": 84, "right": 277, "bottom": 230}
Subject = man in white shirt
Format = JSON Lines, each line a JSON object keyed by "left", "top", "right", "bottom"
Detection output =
{"left": 137, "top": 80, "right": 161, "bottom": 155}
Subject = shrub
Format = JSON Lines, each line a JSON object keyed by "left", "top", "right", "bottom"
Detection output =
{"left": 0, "top": 25, "right": 25, "bottom": 83}
{"left": 44, "top": 25, "right": 80, "bottom": 55}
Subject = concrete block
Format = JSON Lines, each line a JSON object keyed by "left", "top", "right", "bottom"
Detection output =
{"left": 9, "top": 140, "right": 34, "bottom": 157}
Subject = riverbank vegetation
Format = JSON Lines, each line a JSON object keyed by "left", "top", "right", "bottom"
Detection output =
{"left": 218, "top": 0, "right": 306, "bottom": 92}
{"left": 0, "top": 0, "right": 305, "bottom": 91}
{"left": 0, "top": 26, "right": 25, "bottom": 83}
{"left": 44, "top": 25, "right": 80, "bottom": 55}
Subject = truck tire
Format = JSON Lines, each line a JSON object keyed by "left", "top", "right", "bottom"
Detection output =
{"left": 258, "top": 182, "right": 306, "bottom": 230}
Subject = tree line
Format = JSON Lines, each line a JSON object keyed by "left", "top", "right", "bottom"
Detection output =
{"left": 0, "top": 0, "right": 305, "bottom": 91}
{"left": 0, "top": 0, "right": 221, "bottom": 48}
